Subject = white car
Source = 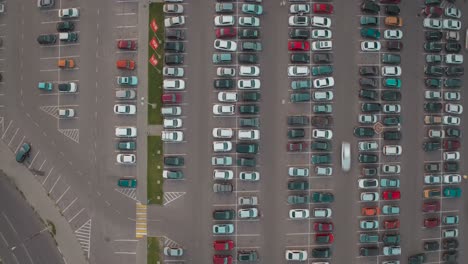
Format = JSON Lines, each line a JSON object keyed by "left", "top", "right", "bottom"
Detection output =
{"left": 212, "top": 128, "right": 233, "bottom": 139}
{"left": 214, "top": 15, "right": 234, "bottom": 26}
{"left": 445, "top": 104, "right": 463, "bottom": 114}
{"left": 115, "top": 127, "right": 137, "bottom": 137}
{"left": 213, "top": 104, "right": 235, "bottom": 115}
{"left": 288, "top": 15, "right": 309, "bottom": 26}
{"left": 361, "top": 41, "right": 381, "bottom": 51}
{"left": 382, "top": 164, "right": 401, "bottom": 174}
{"left": 288, "top": 66, "right": 310, "bottom": 76}
{"left": 382, "top": 66, "right": 401, "bottom": 76}
{"left": 288, "top": 167, "right": 309, "bottom": 177}
{"left": 238, "top": 16, "right": 260, "bottom": 27}
{"left": 444, "top": 92, "right": 460, "bottom": 101}
{"left": 238, "top": 79, "right": 261, "bottom": 89}
{"left": 443, "top": 19, "right": 461, "bottom": 30}
{"left": 58, "top": 109, "right": 75, "bottom": 118}
{"left": 239, "top": 171, "right": 260, "bottom": 181}
{"left": 213, "top": 141, "right": 233, "bottom": 152}
{"left": 163, "top": 79, "right": 185, "bottom": 90}
{"left": 114, "top": 104, "right": 136, "bottom": 115}
{"left": 383, "top": 104, "right": 401, "bottom": 113}
{"left": 358, "top": 141, "right": 378, "bottom": 151}
{"left": 239, "top": 66, "right": 260, "bottom": 76}
{"left": 444, "top": 152, "right": 460, "bottom": 161}
{"left": 238, "top": 130, "right": 259, "bottom": 140}
{"left": 289, "top": 209, "right": 309, "bottom": 219}
{"left": 383, "top": 145, "right": 402, "bottom": 156}
{"left": 359, "top": 114, "right": 378, "bottom": 124}
{"left": 311, "top": 40, "right": 332, "bottom": 51}
{"left": 163, "top": 118, "right": 182, "bottom": 128}
{"left": 163, "top": 4, "right": 184, "bottom": 14}
{"left": 425, "top": 91, "right": 441, "bottom": 100}
{"left": 445, "top": 7, "right": 461, "bottom": 19}
{"left": 313, "top": 77, "right": 334, "bottom": 88}
{"left": 358, "top": 179, "right": 378, "bottom": 189}
{"left": 161, "top": 131, "right": 183, "bottom": 142}
{"left": 423, "top": 18, "right": 442, "bottom": 29}
{"left": 384, "top": 29, "right": 403, "bottom": 40}
{"left": 311, "top": 16, "right": 331, "bottom": 28}
{"left": 311, "top": 29, "right": 332, "bottom": 39}
{"left": 216, "top": 67, "right": 235, "bottom": 77}
{"left": 218, "top": 92, "right": 238, "bottom": 102}
{"left": 285, "top": 250, "right": 308, "bottom": 261}
{"left": 164, "top": 16, "right": 185, "bottom": 27}
{"left": 116, "top": 154, "right": 136, "bottom": 164}
{"left": 238, "top": 208, "right": 259, "bottom": 218}
{"left": 213, "top": 170, "right": 234, "bottom": 180}
{"left": 312, "top": 129, "right": 333, "bottom": 139}
{"left": 163, "top": 67, "right": 184, "bottom": 77}
{"left": 312, "top": 91, "right": 333, "bottom": 101}
{"left": 316, "top": 166, "right": 332, "bottom": 176}
{"left": 214, "top": 39, "right": 237, "bottom": 51}
{"left": 361, "top": 192, "right": 379, "bottom": 201}
{"left": 443, "top": 174, "right": 462, "bottom": 184}
{"left": 445, "top": 54, "right": 463, "bottom": 64}
{"left": 428, "top": 129, "right": 444, "bottom": 138}
{"left": 443, "top": 116, "right": 460, "bottom": 125}
{"left": 58, "top": 8, "right": 79, "bottom": 18}
{"left": 424, "top": 175, "right": 441, "bottom": 184}
{"left": 313, "top": 208, "right": 332, "bottom": 218}
{"left": 289, "top": 4, "right": 310, "bottom": 14}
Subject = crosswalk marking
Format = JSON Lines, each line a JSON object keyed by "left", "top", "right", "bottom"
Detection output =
{"left": 75, "top": 219, "right": 92, "bottom": 258}
{"left": 163, "top": 192, "right": 186, "bottom": 206}
{"left": 135, "top": 203, "right": 147, "bottom": 238}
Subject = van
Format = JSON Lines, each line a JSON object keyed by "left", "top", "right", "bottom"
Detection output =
{"left": 161, "top": 106, "right": 182, "bottom": 116}
{"left": 213, "top": 53, "right": 232, "bottom": 64}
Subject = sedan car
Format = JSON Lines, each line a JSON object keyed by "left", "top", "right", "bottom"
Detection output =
{"left": 382, "top": 190, "right": 400, "bottom": 200}
{"left": 164, "top": 16, "right": 185, "bottom": 27}
{"left": 313, "top": 77, "right": 334, "bottom": 88}
{"left": 214, "top": 39, "right": 237, "bottom": 51}
{"left": 214, "top": 15, "right": 235, "bottom": 26}
{"left": 114, "top": 104, "right": 136, "bottom": 115}
{"left": 285, "top": 250, "right": 307, "bottom": 261}
{"left": 361, "top": 41, "right": 381, "bottom": 51}
{"left": 384, "top": 29, "right": 403, "bottom": 40}
{"left": 288, "top": 40, "right": 310, "bottom": 51}
{"left": 288, "top": 15, "right": 309, "bottom": 26}
{"left": 443, "top": 19, "right": 461, "bottom": 30}
{"left": 312, "top": 129, "right": 333, "bottom": 139}
{"left": 116, "top": 154, "right": 136, "bottom": 164}
{"left": 213, "top": 104, "right": 235, "bottom": 115}
{"left": 288, "top": 66, "right": 310, "bottom": 77}
{"left": 239, "top": 16, "right": 260, "bottom": 27}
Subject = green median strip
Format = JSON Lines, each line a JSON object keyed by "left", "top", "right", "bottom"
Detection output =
{"left": 147, "top": 237, "right": 160, "bottom": 264}
{"left": 148, "top": 3, "right": 165, "bottom": 125}
{"left": 147, "top": 136, "right": 163, "bottom": 205}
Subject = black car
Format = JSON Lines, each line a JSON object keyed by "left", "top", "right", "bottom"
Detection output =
{"left": 360, "top": 247, "right": 379, "bottom": 256}
{"left": 381, "top": 90, "right": 401, "bottom": 101}
{"left": 382, "top": 115, "right": 400, "bottom": 126}
{"left": 312, "top": 247, "right": 331, "bottom": 258}
{"left": 56, "top": 21, "right": 74, "bottom": 32}
{"left": 238, "top": 53, "right": 258, "bottom": 64}
{"left": 165, "top": 29, "right": 185, "bottom": 40}
{"left": 164, "top": 156, "right": 185, "bottom": 166}
{"left": 384, "top": 131, "right": 401, "bottom": 140}
{"left": 313, "top": 53, "right": 333, "bottom": 63}
{"left": 425, "top": 31, "right": 443, "bottom": 41}
{"left": 359, "top": 66, "right": 379, "bottom": 76}
{"left": 37, "top": 34, "right": 57, "bottom": 45}
{"left": 288, "top": 116, "right": 309, "bottom": 126}
{"left": 359, "top": 89, "right": 378, "bottom": 100}
{"left": 425, "top": 65, "right": 444, "bottom": 76}
{"left": 387, "top": 41, "right": 403, "bottom": 51}
{"left": 164, "top": 42, "right": 185, "bottom": 52}
{"left": 361, "top": 103, "right": 381, "bottom": 112}
{"left": 241, "top": 92, "right": 261, "bottom": 102}
{"left": 444, "top": 162, "right": 459, "bottom": 172}
{"left": 214, "top": 79, "right": 234, "bottom": 89}
{"left": 446, "top": 128, "right": 461, "bottom": 138}
{"left": 446, "top": 66, "right": 464, "bottom": 76}
{"left": 289, "top": 29, "right": 309, "bottom": 39}
{"left": 165, "top": 54, "right": 184, "bottom": 65}
{"left": 290, "top": 53, "right": 310, "bottom": 63}
{"left": 424, "top": 102, "right": 442, "bottom": 113}
{"left": 423, "top": 141, "right": 441, "bottom": 152}
{"left": 408, "top": 253, "right": 426, "bottom": 264}
{"left": 425, "top": 78, "right": 442, "bottom": 89}
{"left": 359, "top": 78, "right": 377, "bottom": 88}
{"left": 311, "top": 116, "right": 332, "bottom": 128}
{"left": 238, "top": 29, "right": 259, "bottom": 39}
{"left": 288, "top": 129, "right": 305, "bottom": 139}
{"left": 354, "top": 127, "right": 375, "bottom": 138}
{"left": 361, "top": 1, "right": 380, "bottom": 14}
{"left": 381, "top": 53, "right": 401, "bottom": 64}
{"left": 424, "top": 162, "right": 440, "bottom": 173}
{"left": 443, "top": 239, "right": 459, "bottom": 250}
{"left": 311, "top": 141, "right": 331, "bottom": 151}
{"left": 442, "top": 251, "right": 457, "bottom": 262}
{"left": 445, "top": 42, "right": 461, "bottom": 52}
{"left": 385, "top": 5, "right": 400, "bottom": 15}
{"left": 359, "top": 154, "right": 378, "bottom": 163}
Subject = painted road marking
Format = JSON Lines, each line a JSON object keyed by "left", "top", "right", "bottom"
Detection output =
{"left": 135, "top": 203, "right": 147, "bottom": 238}
{"left": 75, "top": 219, "right": 91, "bottom": 258}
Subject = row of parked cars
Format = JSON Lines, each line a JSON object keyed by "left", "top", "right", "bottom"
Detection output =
{"left": 285, "top": 2, "right": 335, "bottom": 262}
{"left": 211, "top": 0, "right": 263, "bottom": 263}
{"left": 357, "top": 1, "right": 404, "bottom": 263}
{"left": 419, "top": 2, "right": 463, "bottom": 264}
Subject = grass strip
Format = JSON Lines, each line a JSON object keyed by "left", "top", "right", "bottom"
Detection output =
{"left": 147, "top": 237, "right": 160, "bottom": 264}
{"left": 147, "top": 136, "right": 163, "bottom": 205}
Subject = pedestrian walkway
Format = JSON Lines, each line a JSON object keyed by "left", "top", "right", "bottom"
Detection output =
{"left": 136, "top": 202, "right": 148, "bottom": 239}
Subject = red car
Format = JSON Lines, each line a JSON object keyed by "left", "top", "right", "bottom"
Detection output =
{"left": 382, "top": 190, "right": 400, "bottom": 200}
{"left": 313, "top": 3, "right": 334, "bottom": 14}
{"left": 315, "top": 233, "right": 334, "bottom": 244}
{"left": 117, "top": 39, "right": 137, "bottom": 50}
{"left": 288, "top": 41, "right": 310, "bottom": 51}
{"left": 362, "top": 207, "right": 379, "bottom": 216}
{"left": 213, "top": 255, "right": 233, "bottom": 264}
{"left": 213, "top": 240, "right": 234, "bottom": 251}
{"left": 424, "top": 218, "right": 440, "bottom": 228}
{"left": 384, "top": 219, "right": 400, "bottom": 229}
{"left": 216, "top": 28, "right": 236, "bottom": 38}
{"left": 116, "top": 60, "right": 136, "bottom": 70}
{"left": 443, "top": 139, "right": 460, "bottom": 151}
{"left": 287, "top": 142, "right": 306, "bottom": 152}
{"left": 422, "top": 201, "right": 440, "bottom": 212}
{"left": 314, "top": 222, "right": 333, "bottom": 232}
{"left": 423, "top": 6, "right": 443, "bottom": 17}
{"left": 380, "top": 0, "right": 401, "bottom": 3}
{"left": 162, "top": 93, "right": 182, "bottom": 104}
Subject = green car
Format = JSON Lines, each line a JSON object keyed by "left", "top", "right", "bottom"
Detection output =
{"left": 311, "top": 141, "right": 331, "bottom": 151}
{"left": 241, "top": 41, "right": 262, "bottom": 51}
{"left": 443, "top": 187, "right": 461, "bottom": 198}
{"left": 212, "top": 53, "right": 232, "bottom": 64}
{"left": 290, "top": 93, "right": 311, "bottom": 102}
{"left": 238, "top": 104, "right": 259, "bottom": 114}
{"left": 213, "top": 209, "right": 235, "bottom": 220}
{"left": 291, "top": 53, "right": 310, "bottom": 63}
{"left": 238, "top": 250, "right": 258, "bottom": 262}
{"left": 287, "top": 180, "right": 309, "bottom": 190}
{"left": 383, "top": 116, "right": 401, "bottom": 126}
{"left": 164, "top": 42, "right": 185, "bottom": 53}
{"left": 312, "top": 192, "right": 334, "bottom": 203}
{"left": 359, "top": 233, "right": 379, "bottom": 243}
{"left": 239, "top": 29, "right": 259, "bottom": 39}
{"left": 37, "top": 34, "right": 57, "bottom": 44}
{"left": 164, "top": 156, "right": 184, "bottom": 166}
{"left": 426, "top": 54, "right": 442, "bottom": 63}
{"left": 361, "top": 103, "right": 381, "bottom": 112}
{"left": 423, "top": 141, "right": 441, "bottom": 152}
{"left": 237, "top": 157, "right": 256, "bottom": 167}
{"left": 313, "top": 104, "right": 332, "bottom": 113}
{"left": 424, "top": 42, "right": 443, "bottom": 52}
{"left": 425, "top": 78, "right": 442, "bottom": 89}
{"left": 359, "top": 154, "right": 378, "bottom": 163}
{"left": 360, "top": 28, "right": 380, "bottom": 39}
{"left": 287, "top": 195, "right": 309, "bottom": 204}
{"left": 311, "top": 65, "right": 333, "bottom": 76}
{"left": 16, "top": 143, "right": 31, "bottom": 163}
{"left": 383, "top": 78, "right": 401, "bottom": 88}
{"left": 424, "top": 102, "right": 442, "bottom": 113}
{"left": 117, "top": 141, "right": 136, "bottom": 150}
{"left": 381, "top": 90, "right": 401, "bottom": 101}
{"left": 311, "top": 154, "right": 331, "bottom": 164}
{"left": 236, "top": 143, "right": 258, "bottom": 154}
{"left": 360, "top": 16, "right": 378, "bottom": 26}
{"left": 242, "top": 4, "right": 263, "bottom": 15}
{"left": 38, "top": 82, "right": 53, "bottom": 91}
{"left": 354, "top": 127, "right": 375, "bottom": 137}
{"left": 215, "top": 3, "right": 233, "bottom": 13}
{"left": 117, "top": 76, "right": 138, "bottom": 86}
{"left": 242, "top": 92, "right": 261, "bottom": 102}
{"left": 382, "top": 54, "right": 401, "bottom": 64}
{"left": 117, "top": 178, "right": 137, "bottom": 188}
{"left": 383, "top": 234, "right": 400, "bottom": 245}
{"left": 291, "top": 80, "right": 312, "bottom": 90}
{"left": 443, "top": 215, "right": 459, "bottom": 224}
{"left": 288, "top": 129, "right": 305, "bottom": 139}
{"left": 444, "top": 78, "right": 461, "bottom": 88}
{"left": 239, "top": 118, "right": 259, "bottom": 127}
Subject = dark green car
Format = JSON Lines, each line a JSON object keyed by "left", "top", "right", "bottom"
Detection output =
{"left": 214, "top": 79, "right": 235, "bottom": 89}
{"left": 359, "top": 154, "right": 378, "bottom": 163}
{"left": 117, "top": 141, "right": 136, "bottom": 150}
{"left": 313, "top": 104, "right": 332, "bottom": 114}
{"left": 239, "top": 29, "right": 259, "bottom": 39}
{"left": 287, "top": 195, "right": 309, "bottom": 204}
{"left": 312, "top": 248, "right": 331, "bottom": 258}
{"left": 213, "top": 209, "right": 235, "bottom": 220}
{"left": 446, "top": 128, "right": 461, "bottom": 138}
{"left": 381, "top": 90, "right": 401, "bottom": 101}
{"left": 290, "top": 53, "right": 310, "bottom": 63}
{"left": 164, "top": 42, "right": 185, "bottom": 53}
{"left": 288, "top": 129, "right": 305, "bottom": 139}
{"left": 359, "top": 89, "right": 378, "bottom": 100}
{"left": 359, "top": 233, "right": 379, "bottom": 243}
{"left": 288, "top": 116, "right": 309, "bottom": 126}
{"left": 37, "top": 34, "right": 57, "bottom": 45}
{"left": 238, "top": 251, "right": 258, "bottom": 262}
{"left": 291, "top": 80, "right": 312, "bottom": 90}
{"left": 383, "top": 234, "right": 401, "bottom": 245}
{"left": 238, "top": 53, "right": 258, "bottom": 64}
{"left": 57, "top": 21, "right": 75, "bottom": 32}
{"left": 312, "top": 65, "right": 333, "bottom": 76}
{"left": 16, "top": 143, "right": 31, "bottom": 163}
{"left": 383, "top": 116, "right": 401, "bottom": 126}
{"left": 240, "top": 118, "right": 259, "bottom": 127}
{"left": 241, "top": 41, "right": 262, "bottom": 51}
{"left": 238, "top": 104, "right": 259, "bottom": 114}
{"left": 383, "top": 78, "right": 401, "bottom": 88}
{"left": 241, "top": 92, "right": 261, "bottom": 102}
{"left": 424, "top": 42, "right": 442, "bottom": 52}
{"left": 382, "top": 54, "right": 401, "bottom": 64}
{"left": 289, "top": 29, "right": 309, "bottom": 39}
{"left": 312, "top": 192, "right": 334, "bottom": 203}
{"left": 360, "top": 16, "right": 378, "bottom": 26}
{"left": 423, "top": 141, "right": 441, "bottom": 152}
{"left": 425, "top": 65, "right": 444, "bottom": 77}
{"left": 164, "top": 156, "right": 184, "bottom": 166}
{"left": 118, "top": 178, "right": 137, "bottom": 188}
{"left": 424, "top": 102, "right": 442, "bottom": 113}
{"left": 311, "top": 141, "right": 331, "bottom": 151}
{"left": 354, "top": 127, "right": 375, "bottom": 137}
{"left": 361, "top": 103, "right": 381, "bottom": 112}
{"left": 444, "top": 78, "right": 461, "bottom": 88}
{"left": 408, "top": 253, "right": 426, "bottom": 264}
{"left": 311, "top": 154, "right": 331, "bottom": 164}
{"left": 425, "top": 78, "right": 442, "bottom": 89}
{"left": 290, "top": 93, "right": 311, "bottom": 102}
{"left": 287, "top": 180, "right": 309, "bottom": 190}
{"left": 237, "top": 157, "right": 256, "bottom": 167}
{"left": 360, "top": 28, "right": 380, "bottom": 39}
{"left": 236, "top": 143, "right": 259, "bottom": 154}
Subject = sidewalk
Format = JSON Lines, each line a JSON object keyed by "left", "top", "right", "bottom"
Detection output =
{"left": 0, "top": 141, "right": 88, "bottom": 264}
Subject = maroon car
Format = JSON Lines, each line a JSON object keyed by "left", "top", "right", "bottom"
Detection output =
{"left": 287, "top": 142, "right": 306, "bottom": 152}
{"left": 424, "top": 218, "right": 440, "bottom": 228}
{"left": 384, "top": 219, "right": 400, "bottom": 229}
{"left": 162, "top": 93, "right": 182, "bottom": 104}
{"left": 422, "top": 201, "right": 440, "bottom": 212}
{"left": 216, "top": 28, "right": 236, "bottom": 38}
{"left": 314, "top": 222, "right": 334, "bottom": 232}
{"left": 443, "top": 139, "right": 460, "bottom": 151}
{"left": 423, "top": 6, "right": 443, "bottom": 17}
{"left": 117, "top": 39, "right": 137, "bottom": 50}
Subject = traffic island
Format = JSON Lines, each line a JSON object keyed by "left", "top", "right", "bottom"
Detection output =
{"left": 147, "top": 136, "right": 163, "bottom": 205}
{"left": 147, "top": 237, "right": 161, "bottom": 264}
{"left": 148, "top": 3, "right": 164, "bottom": 125}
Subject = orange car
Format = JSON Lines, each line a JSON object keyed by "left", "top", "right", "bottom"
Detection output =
{"left": 58, "top": 59, "right": 75, "bottom": 68}
{"left": 116, "top": 59, "right": 135, "bottom": 70}
{"left": 361, "top": 207, "right": 380, "bottom": 216}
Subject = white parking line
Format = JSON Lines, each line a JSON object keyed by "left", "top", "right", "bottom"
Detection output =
{"left": 42, "top": 167, "right": 54, "bottom": 185}
{"left": 49, "top": 174, "right": 62, "bottom": 194}
{"left": 68, "top": 208, "right": 85, "bottom": 223}
{"left": 62, "top": 197, "right": 78, "bottom": 213}
{"left": 116, "top": 13, "right": 136, "bottom": 16}
{"left": 7, "top": 128, "right": 19, "bottom": 146}
{"left": 28, "top": 151, "right": 40, "bottom": 168}
{"left": 14, "top": 136, "right": 26, "bottom": 153}
{"left": 1, "top": 120, "right": 12, "bottom": 139}
{"left": 56, "top": 186, "right": 71, "bottom": 204}
{"left": 115, "top": 25, "right": 137, "bottom": 29}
